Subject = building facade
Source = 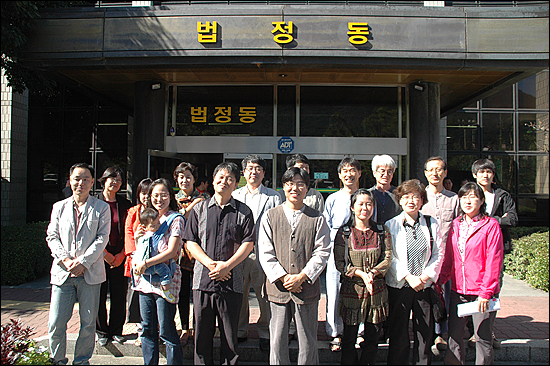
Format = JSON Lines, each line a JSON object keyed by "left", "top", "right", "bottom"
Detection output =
{"left": 1, "top": 1, "right": 548, "bottom": 225}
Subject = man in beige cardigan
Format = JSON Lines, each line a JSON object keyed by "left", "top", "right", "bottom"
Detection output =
{"left": 258, "top": 167, "right": 331, "bottom": 365}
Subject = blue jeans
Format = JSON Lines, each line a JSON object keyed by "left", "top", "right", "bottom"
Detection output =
{"left": 139, "top": 292, "right": 184, "bottom": 365}
{"left": 144, "top": 260, "right": 177, "bottom": 286}
{"left": 48, "top": 277, "right": 101, "bottom": 365}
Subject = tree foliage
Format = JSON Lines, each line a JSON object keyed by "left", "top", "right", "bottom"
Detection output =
{"left": 1, "top": 1, "right": 90, "bottom": 96}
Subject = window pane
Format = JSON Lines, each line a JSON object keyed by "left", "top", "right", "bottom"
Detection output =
{"left": 446, "top": 111, "right": 479, "bottom": 151}
{"left": 519, "top": 113, "right": 549, "bottom": 151}
{"left": 482, "top": 113, "right": 514, "bottom": 151}
{"left": 277, "top": 86, "right": 296, "bottom": 136}
{"left": 517, "top": 197, "right": 549, "bottom": 224}
{"left": 518, "top": 155, "right": 549, "bottom": 195}
{"left": 482, "top": 86, "right": 513, "bottom": 109}
{"left": 300, "top": 86, "right": 398, "bottom": 137}
{"left": 447, "top": 154, "right": 480, "bottom": 192}
{"left": 518, "top": 71, "right": 549, "bottom": 109}
{"left": 174, "top": 86, "right": 273, "bottom": 136}
{"left": 483, "top": 154, "right": 516, "bottom": 194}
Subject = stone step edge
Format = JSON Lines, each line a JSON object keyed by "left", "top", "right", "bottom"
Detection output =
{"left": 35, "top": 335, "right": 549, "bottom": 363}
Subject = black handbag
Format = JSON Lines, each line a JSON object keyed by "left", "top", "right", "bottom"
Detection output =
{"left": 429, "top": 283, "right": 447, "bottom": 324}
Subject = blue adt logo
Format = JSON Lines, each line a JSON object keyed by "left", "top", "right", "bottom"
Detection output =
{"left": 278, "top": 137, "right": 294, "bottom": 153}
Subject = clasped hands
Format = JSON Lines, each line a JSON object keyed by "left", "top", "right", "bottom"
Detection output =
{"left": 405, "top": 274, "right": 431, "bottom": 292}
{"left": 62, "top": 257, "right": 85, "bottom": 277}
{"left": 278, "top": 273, "right": 307, "bottom": 293}
{"left": 346, "top": 267, "right": 375, "bottom": 295}
{"left": 104, "top": 251, "right": 125, "bottom": 269}
{"left": 206, "top": 260, "right": 232, "bottom": 281}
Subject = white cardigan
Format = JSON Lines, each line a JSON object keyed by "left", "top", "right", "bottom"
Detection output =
{"left": 384, "top": 211, "right": 444, "bottom": 289}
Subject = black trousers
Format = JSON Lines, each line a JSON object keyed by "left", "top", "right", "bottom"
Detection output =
{"left": 341, "top": 321, "right": 382, "bottom": 365}
{"left": 96, "top": 262, "right": 128, "bottom": 338}
{"left": 177, "top": 269, "right": 192, "bottom": 331}
{"left": 387, "top": 286, "right": 434, "bottom": 365}
{"left": 193, "top": 290, "right": 242, "bottom": 365}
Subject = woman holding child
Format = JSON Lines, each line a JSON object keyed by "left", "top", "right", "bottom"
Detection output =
{"left": 132, "top": 178, "right": 185, "bottom": 365}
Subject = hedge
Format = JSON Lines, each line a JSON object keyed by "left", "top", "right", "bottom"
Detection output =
{"left": 1, "top": 222, "right": 51, "bottom": 286}
{"left": 505, "top": 229, "right": 549, "bottom": 293}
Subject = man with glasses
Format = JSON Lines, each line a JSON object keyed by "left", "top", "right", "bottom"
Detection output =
{"left": 368, "top": 155, "right": 402, "bottom": 225}
{"left": 232, "top": 154, "right": 281, "bottom": 352}
{"left": 258, "top": 167, "right": 330, "bottom": 364}
{"left": 46, "top": 163, "right": 111, "bottom": 365}
{"left": 421, "top": 156, "right": 459, "bottom": 355}
{"left": 324, "top": 157, "right": 362, "bottom": 352}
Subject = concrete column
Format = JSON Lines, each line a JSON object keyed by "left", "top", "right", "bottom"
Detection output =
{"left": 130, "top": 80, "right": 166, "bottom": 198}
{"left": 408, "top": 81, "right": 441, "bottom": 184}
{"left": 1, "top": 71, "right": 28, "bottom": 226}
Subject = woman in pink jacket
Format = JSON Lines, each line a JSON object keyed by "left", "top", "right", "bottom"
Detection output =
{"left": 439, "top": 182, "right": 503, "bottom": 365}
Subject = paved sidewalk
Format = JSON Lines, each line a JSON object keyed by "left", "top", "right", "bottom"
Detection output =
{"left": 2, "top": 273, "right": 548, "bottom": 364}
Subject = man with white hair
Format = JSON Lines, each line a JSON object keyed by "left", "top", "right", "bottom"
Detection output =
{"left": 368, "top": 155, "right": 402, "bottom": 224}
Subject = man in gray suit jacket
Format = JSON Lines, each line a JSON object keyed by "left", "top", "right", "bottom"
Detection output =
{"left": 232, "top": 154, "right": 281, "bottom": 352}
{"left": 46, "top": 163, "right": 111, "bottom": 365}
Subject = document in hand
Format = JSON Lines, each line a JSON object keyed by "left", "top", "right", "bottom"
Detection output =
{"left": 457, "top": 298, "right": 501, "bottom": 317}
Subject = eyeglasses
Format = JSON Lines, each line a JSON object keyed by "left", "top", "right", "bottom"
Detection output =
{"left": 376, "top": 168, "right": 394, "bottom": 176}
{"left": 151, "top": 193, "right": 170, "bottom": 200}
{"left": 245, "top": 167, "right": 263, "bottom": 173}
{"left": 425, "top": 168, "right": 444, "bottom": 174}
{"left": 460, "top": 194, "right": 480, "bottom": 201}
{"left": 284, "top": 181, "right": 307, "bottom": 189}
{"left": 401, "top": 194, "right": 421, "bottom": 202}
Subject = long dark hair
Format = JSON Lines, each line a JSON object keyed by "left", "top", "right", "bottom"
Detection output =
{"left": 457, "top": 182, "right": 487, "bottom": 219}
{"left": 347, "top": 188, "right": 376, "bottom": 228}
{"left": 147, "top": 178, "right": 178, "bottom": 212}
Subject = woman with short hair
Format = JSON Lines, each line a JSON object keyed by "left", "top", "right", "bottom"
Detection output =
{"left": 384, "top": 179, "right": 444, "bottom": 365}
{"left": 95, "top": 166, "right": 133, "bottom": 346}
{"left": 440, "top": 182, "right": 503, "bottom": 365}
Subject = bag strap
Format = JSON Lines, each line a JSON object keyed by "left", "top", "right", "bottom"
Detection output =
{"left": 342, "top": 225, "right": 351, "bottom": 271}
{"left": 150, "top": 212, "right": 184, "bottom": 253}
{"left": 424, "top": 215, "right": 434, "bottom": 247}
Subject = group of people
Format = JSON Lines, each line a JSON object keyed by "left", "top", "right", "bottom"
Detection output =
{"left": 46, "top": 152, "right": 516, "bottom": 365}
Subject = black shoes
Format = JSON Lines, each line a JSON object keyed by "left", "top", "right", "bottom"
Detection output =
{"left": 112, "top": 335, "right": 126, "bottom": 344}
{"left": 97, "top": 336, "right": 109, "bottom": 347}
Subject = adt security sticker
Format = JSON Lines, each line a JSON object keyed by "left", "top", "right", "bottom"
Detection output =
{"left": 278, "top": 137, "right": 294, "bottom": 153}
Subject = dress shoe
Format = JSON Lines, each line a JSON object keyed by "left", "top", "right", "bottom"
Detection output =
{"left": 112, "top": 335, "right": 126, "bottom": 344}
{"left": 492, "top": 333, "right": 501, "bottom": 349}
{"left": 97, "top": 336, "right": 109, "bottom": 347}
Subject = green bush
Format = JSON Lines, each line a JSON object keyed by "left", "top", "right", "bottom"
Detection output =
{"left": 504, "top": 230, "right": 549, "bottom": 292}
{"left": 1, "top": 222, "right": 51, "bottom": 286}
{"left": 509, "top": 226, "right": 548, "bottom": 240}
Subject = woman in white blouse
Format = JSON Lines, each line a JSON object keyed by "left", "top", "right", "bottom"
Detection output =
{"left": 384, "top": 179, "right": 444, "bottom": 365}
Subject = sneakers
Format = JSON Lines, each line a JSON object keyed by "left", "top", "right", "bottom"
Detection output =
{"left": 161, "top": 289, "right": 177, "bottom": 303}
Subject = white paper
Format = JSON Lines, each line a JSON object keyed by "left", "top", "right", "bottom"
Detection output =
{"left": 457, "top": 298, "right": 500, "bottom": 317}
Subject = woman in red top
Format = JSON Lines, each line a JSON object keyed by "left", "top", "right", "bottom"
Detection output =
{"left": 124, "top": 178, "right": 153, "bottom": 346}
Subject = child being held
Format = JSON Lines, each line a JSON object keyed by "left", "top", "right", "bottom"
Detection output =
{"left": 133, "top": 208, "right": 177, "bottom": 302}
